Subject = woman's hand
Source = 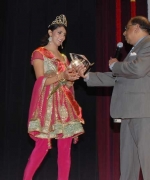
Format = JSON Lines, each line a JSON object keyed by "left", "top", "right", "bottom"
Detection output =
{"left": 73, "top": 64, "right": 87, "bottom": 78}
{"left": 63, "top": 68, "right": 80, "bottom": 81}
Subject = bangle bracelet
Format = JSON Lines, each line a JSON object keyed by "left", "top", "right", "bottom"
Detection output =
{"left": 60, "top": 72, "right": 64, "bottom": 80}
{"left": 56, "top": 73, "right": 65, "bottom": 82}
{"left": 56, "top": 73, "right": 59, "bottom": 81}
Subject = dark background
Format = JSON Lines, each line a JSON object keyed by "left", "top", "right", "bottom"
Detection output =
{"left": 0, "top": 0, "right": 147, "bottom": 180}
{"left": 0, "top": 0, "right": 97, "bottom": 180}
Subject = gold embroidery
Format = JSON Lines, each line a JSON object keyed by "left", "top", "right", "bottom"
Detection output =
{"left": 28, "top": 118, "right": 41, "bottom": 132}
{"left": 58, "top": 105, "right": 68, "bottom": 121}
{"left": 33, "top": 120, "right": 84, "bottom": 139}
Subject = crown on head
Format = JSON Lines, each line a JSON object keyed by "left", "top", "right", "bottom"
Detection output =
{"left": 48, "top": 14, "right": 67, "bottom": 28}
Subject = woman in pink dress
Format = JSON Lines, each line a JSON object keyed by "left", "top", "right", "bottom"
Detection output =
{"left": 23, "top": 14, "right": 84, "bottom": 180}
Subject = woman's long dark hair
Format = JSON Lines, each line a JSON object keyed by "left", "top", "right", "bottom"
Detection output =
{"left": 41, "top": 24, "right": 67, "bottom": 46}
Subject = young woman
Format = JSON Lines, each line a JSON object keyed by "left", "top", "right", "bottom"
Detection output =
{"left": 23, "top": 14, "right": 84, "bottom": 180}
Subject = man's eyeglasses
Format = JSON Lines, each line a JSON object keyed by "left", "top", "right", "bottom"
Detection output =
{"left": 124, "top": 24, "right": 135, "bottom": 31}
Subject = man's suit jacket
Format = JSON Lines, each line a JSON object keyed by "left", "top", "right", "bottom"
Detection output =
{"left": 87, "top": 36, "right": 150, "bottom": 118}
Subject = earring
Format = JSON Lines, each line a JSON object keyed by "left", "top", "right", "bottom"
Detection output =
{"left": 48, "top": 36, "right": 52, "bottom": 42}
{"left": 61, "top": 43, "right": 63, "bottom": 49}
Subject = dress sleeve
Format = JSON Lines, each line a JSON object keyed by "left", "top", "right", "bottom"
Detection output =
{"left": 31, "top": 50, "right": 44, "bottom": 65}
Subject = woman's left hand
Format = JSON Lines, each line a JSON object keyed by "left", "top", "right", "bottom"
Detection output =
{"left": 72, "top": 64, "right": 87, "bottom": 78}
{"left": 63, "top": 68, "right": 80, "bottom": 81}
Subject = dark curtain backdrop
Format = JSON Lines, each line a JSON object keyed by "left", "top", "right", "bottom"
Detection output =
{"left": 0, "top": 0, "right": 98, "bottom": 180}
{"left": 0, "top": 0, "right": 148, "bottom": 180}
{"left": 96, "top": 0, "right": 147, "bottom": 180}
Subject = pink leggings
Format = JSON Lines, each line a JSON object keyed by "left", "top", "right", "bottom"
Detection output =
{"left": 23, "top": 137, "right": 72, "bottom": 180}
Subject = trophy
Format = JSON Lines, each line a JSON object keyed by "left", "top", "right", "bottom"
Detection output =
{"left": 69, "top": 53, "right": 94, "bottom": 74}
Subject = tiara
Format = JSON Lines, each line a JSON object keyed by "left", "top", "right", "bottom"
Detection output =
{"left": 48, "top": 14, "right": 67, "bottom": 28}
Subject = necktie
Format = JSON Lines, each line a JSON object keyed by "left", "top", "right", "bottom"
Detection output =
{"left": 130, "top": 46, "right": 134, "bottom": 53}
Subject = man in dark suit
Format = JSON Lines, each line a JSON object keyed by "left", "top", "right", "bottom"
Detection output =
{"left": 76, "top": 16, "right": 150, "bottom": 180}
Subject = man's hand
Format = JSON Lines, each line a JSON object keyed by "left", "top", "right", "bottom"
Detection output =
{"left": 109, "top": 57, "right": 118, "bottom": 66}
